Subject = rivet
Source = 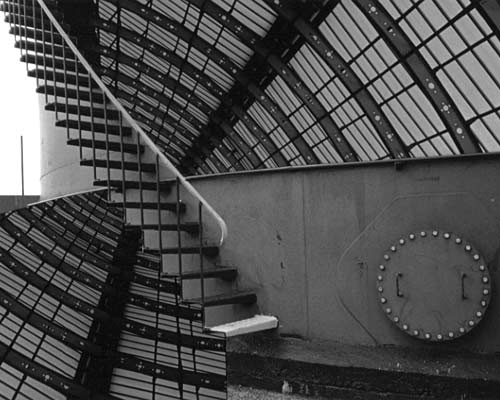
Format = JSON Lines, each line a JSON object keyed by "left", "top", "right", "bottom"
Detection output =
{"left": 482, "top": 276, "right": 489, "bottom": 284}
{"left": 409, "top": 234, "right": 415, "bottom": 240}
{"left": 379, "top": 265, "right": 386, "bottom": 271}
{"left": 377, "top": 275, "right": 383, "bottom": 281}
{"left": 380, "top": 297, "right": 387, "bottom": 304}
{"left": 390, "top": 246, "right": 397, "bottom": 252}
{"left": 455, "top": 238, "right": 462, "bottom": 244}
{"left": 473, "top": 254, "right": 480, "bottom": 261}
{"left": 420, "top": 231, "right": 427, "bottom": 237}
{"left": 483, "top": 289, "right": 489, "bottom": 295}
{"left": 386, "top": 308, "right": 392, "bottom": 314}
{"left": 384, "top": 254, "right": 390, "bottom": 260}
{"left": 378, "top": 287, "right": 384, "bottom": 293}
{"left": 476, "top": 311, "right": 482, "bottom": 318}
{"left": 469, "top": 320, "right": 475, "bottom": 327}
{"left": 393, "top": 316, "right": 399, "bottom": 323}
{"left": 413, "top": 330, "right": 419, "bottom": 336}
{"left": 425, "top": 333, "right": 431, "bottom": 339}
{"left": 465, "top": 245, "right": 472, "bottom": 252}
{"left": 448, "top": 332, "right": 454, "bottom": 338}
{"left": 479, "top": 265, "right": 485, "bottom": 271}
{"left": 459, "top": 327, "right": 465, "bottom": 333}
{"left": 399, "top": 239, "right": 405, "bottom": 245}
{"left": 481, "top": 300, "right": 487, "bottom": 307}
{"left": 443, "top": 233, "right": 450, "bottom": 239}
{"left": 432, "top": 230, "right": 438, "bottom": 237}
{"left": 437, "top": 334, "right": 443, "bottom": 340}
{"left": 403, "top": 324, "right": 409, "bottom": 331}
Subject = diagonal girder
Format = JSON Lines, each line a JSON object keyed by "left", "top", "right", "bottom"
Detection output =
{"left": 184, "top": 0, "right": 359, "bottom": 162}
{"left": 262, "top": 0, "right": 409, "bottom": 159}
{"left": 353, "top": 0, "right": 481, "bottom": 154}
{"left": 102, "top": 0, "right": 320, "bottom": 167}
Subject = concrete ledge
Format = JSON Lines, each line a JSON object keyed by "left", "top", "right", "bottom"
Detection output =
{"left": 227, "top": 335, "right": 500, "bottom": 399}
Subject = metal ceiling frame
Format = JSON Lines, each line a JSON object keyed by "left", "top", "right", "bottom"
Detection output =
{"left": 262, "top": 0, "right": 409, "bottom": 159}
{"left": 353, "top": 0, "right": 481, "bottom": 154}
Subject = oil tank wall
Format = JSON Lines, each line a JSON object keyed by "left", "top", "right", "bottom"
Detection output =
{"left": 190, "top": 154, "right": 500, "bottom": 354}
{"left": 39, "top": 95, "right": 95, "bottom": 200}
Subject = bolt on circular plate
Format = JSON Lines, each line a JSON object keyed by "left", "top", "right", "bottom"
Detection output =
{"left": 377, "top": 230, "right": 491, "bottom": 342}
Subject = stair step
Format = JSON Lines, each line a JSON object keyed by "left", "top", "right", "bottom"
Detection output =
{"left": 136, "top": 222, "right": 199, "bottom": 233}
{"left": 10, "top": 26, "right": 75, "bottom": 43}
{"left": 46, "top": 102, "right": 120, "bottom": 120}
{"left": 56, "top": 119, "right": 132, "bottom": 136}
{"left": 184, "top": 291, "right": 257, "bottom": 307}
{"left": 67, "top": 139, "right": 143, "bottom": 154}
{"left": 209, "top": 315, "right": 278, "bottom": 337}
{"left": 28, "top": 69, "right": 92, "bottom": 87}
{"left": 109, "top": 202, "right": 185, "bottom": 213}
{"left": 6, "top": 14, "right": 62, "bottom": 32}
{"left": 93, "top": 179, "right": 171, "bottom": 192}
{"left": 37, "top": 85, "right": 105, "bottom": 104}
{"left": 1, "top": 2, "right": 52, "bottom": 16}
{"left": 22, "top": 54, "right": 84, "bottom": 73}
{"left": 80, "top": 159, "right": 156, "bottom": 173}
{"left": 144, "top": 245, "right": 219, "bottom": 257}
{"left": 16, "top": 40, "right": 72, "bottom": 58}
{"left": 164, "top": 266, "right": 237, "bottom": 281}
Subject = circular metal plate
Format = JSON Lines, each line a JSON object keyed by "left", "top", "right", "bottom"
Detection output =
{"left": 377, "top": 230, "right": 491, "bottom": 341}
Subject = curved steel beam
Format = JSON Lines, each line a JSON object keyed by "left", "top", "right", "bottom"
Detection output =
{"left": 95, "top": 20, "right": 288, "bottom": 168}
{"left": 95, "top": 19, "right": 227, "bottom": 98}
{"left": 99, "top": 47, "right": 213, "bottom": 117}
{"left": 184, "top": 0, "right": 359, "bottom": 161}
{"left": 353, "top": 0, "right": 481, "bottom": 154}
{"left": 99, "top": 54, "right": 263, "bottom": 169}
{"left": 263, "top": 0, "right": 408, "bottom": 158}
{"left": 0, "top": 287, "right": 102, "bottom": 355}
{"left": 96, "top": 36, "right": 288, "bottom": 167}
{"left": 102, "top": 0, "right": 319, "bottom": 165}
{"left": 0, "top": 343, "right": 91, "bottom": 399}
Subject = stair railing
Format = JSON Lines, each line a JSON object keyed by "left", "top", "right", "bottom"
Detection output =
{"left": 10, "top": 0, "right": 227, "bottom": 249}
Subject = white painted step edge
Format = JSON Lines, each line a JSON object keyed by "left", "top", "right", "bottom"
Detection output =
{"left": 208, "top": 315, "right": 279, "bottom": 337}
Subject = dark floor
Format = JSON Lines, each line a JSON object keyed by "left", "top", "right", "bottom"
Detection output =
{"left": 228, "top": 385, "right": 329, "bottom": 399}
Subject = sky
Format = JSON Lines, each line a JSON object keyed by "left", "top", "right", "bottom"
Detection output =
{"left": 0, "top": 19, "right": 40, "bottom": 195}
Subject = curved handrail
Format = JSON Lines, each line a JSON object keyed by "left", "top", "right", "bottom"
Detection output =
{"left": 36, "top": 0, "right": 227, "bottom": 246}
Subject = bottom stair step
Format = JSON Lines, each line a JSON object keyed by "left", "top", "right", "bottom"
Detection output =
{"left": 183, "top": 291, "right": 257, "bottom": 307}
{"left": 145, "top": 246, "right": 219, "bottom": 257}
{"left": 137, "top": 222, "right": 199, "bottom": 234}
{"left": 208, "top": 315, "right": 279, "bottom": 337}
{"left": 162, "top": 266, "right": 237, "bottom": 280}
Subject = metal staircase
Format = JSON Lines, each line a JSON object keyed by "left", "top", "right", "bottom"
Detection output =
{"left": 2, "top": 0, "right": 259, "bottom": 327}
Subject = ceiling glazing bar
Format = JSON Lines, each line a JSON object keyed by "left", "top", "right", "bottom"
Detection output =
{"left": 353, "top": 0, "right": 481, "bottom": 154}
{"left": 99, "top": 53, "right": 263, "bottom": 169}
{"left": 103, "top": 0, "right": 319, "bottom": 165}
{"left": 263, "top": 0, "right": 408, "bottom": 158}
{"left": 94, "top": 25, "right": 287, "bottom": 167}
{"left": 186, "top": 0, "right": 359, "bottom": 162}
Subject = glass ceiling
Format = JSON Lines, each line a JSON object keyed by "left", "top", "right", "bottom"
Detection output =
{"left": 92, "top": 0, "right": 500, "bottom": 175}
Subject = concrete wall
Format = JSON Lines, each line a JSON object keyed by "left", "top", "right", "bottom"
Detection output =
{"left": 190, "top": 154, "right": 500, "bottom": 354}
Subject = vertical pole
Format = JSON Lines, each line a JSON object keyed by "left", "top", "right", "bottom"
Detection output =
{"left": 198, "top": 202, "right": 205, "bottom": 326}
{"left": 20, "top": 135, "right": 24, "bottom": 197}
{"left": 176, "top": 177, "right": 182, "bottom": 281}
